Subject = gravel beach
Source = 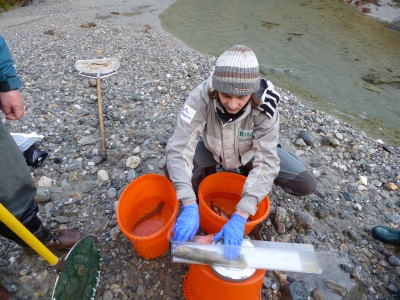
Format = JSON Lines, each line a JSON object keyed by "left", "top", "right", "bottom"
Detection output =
{"left": 0, "top": 1, "right": 399, "bottom": 299}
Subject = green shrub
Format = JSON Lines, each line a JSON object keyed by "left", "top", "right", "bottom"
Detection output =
{"left": 0, "top": 0, "right": 11, "bottom": 11}
{"left": 0, "top": 0, "right": 25, "bottom": 12}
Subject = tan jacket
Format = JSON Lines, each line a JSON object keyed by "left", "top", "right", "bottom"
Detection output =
{"left": 166, "top": 75, "right": 280, "bottom": 215}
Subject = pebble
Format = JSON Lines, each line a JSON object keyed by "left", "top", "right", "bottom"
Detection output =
{"left": 280, "top": 281, "right": 308, "bottom": 299}
{"left": 20, "top": 269, "right": 28, "bottom": 276}
{"left": 274, "top": 206, "right": 287, "bottom": 224}
{"left": 294, "top": 211, "right": 314, "bottom": 229}
{"left": 107, "top": 187, "right": 117, "bottom": 199}
{"left": 35, "top": 187, "right": 52, "bottom": 203}
{"left": 311, "top": 288, "right": 324, "bottom": 300}
{"left": 359, "top": 176, "right": 368, "bottom": 186}
{"left": 102, "top": 290, "right": 113, "bottom": 300}
{"left": 127, "top": 169, "right": 137, "bottom": 181}
{"left": 383, "top": 182, "right": 398, "bottom": 191}
{"left": 53, "top": 216, "right": 70, "bottom": 224}
{"left": 353, "top": 203, "right": 363, "bottom": 211}
{"left": 126, "top": 156, "right": 141, "bottom": 169}
{"left": 110, "top": 226, "right": 120, "bottom": 241}
{"left": 387, "top": 283, "right": 399, "bottom": 293}
{"left": 294, "top": 138, "right": 307, "bottom": 147}
{"left": 388, "top": 255, "right": 400, "bottom": 267}
{"left": 136, "top": 285, "right": 145, "bottom": 296}
{"left": 263, "top": 277, "right": 273, "bottom": 288}
{"left": 37, "top": 176, "right": 52, "bottom": 187}
{"left": 67, "top": 159, "right": 83, "bottom": 171}
{"left": 330, "top": 139, "right": 340, "bottom": 147}
{"left": 315, "top": 208, "right": 329, "bottom": 219}
{"left": 325, "top": 280, "right": 347, "bottom": 296}
{"left": 97, "top": 170, "right": 109, "bottom": 182}
{"left": 297, "top": 129, "right": 315, "bottom": 146}
{"left": 133, "top": 146, "right": 141, "bottom": 155}
{"left": 394, "top": 266, "right": 400, "bottom": 276}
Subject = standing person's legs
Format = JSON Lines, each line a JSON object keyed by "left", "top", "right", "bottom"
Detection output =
{"left": 0, "top": 122, "right": 80, "bottom": 249}
{"left": 0, "top": 121, "right": 51, "bottom": 245}
{"left": 240, "top": 147, "right": 316, "bottom": 196}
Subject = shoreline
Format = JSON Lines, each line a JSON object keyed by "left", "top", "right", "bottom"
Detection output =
{"left": 0, "top": 1, "right": 399, "bottom": 299}
{"left": 157, "top": 0, "right": 400, "bottom": 147}
{"left": 346, "top": 0, "right": 400, "bottom": 23}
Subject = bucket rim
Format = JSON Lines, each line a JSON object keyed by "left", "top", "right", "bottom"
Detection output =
{"left": 198, "top": 172, "right": 270, "bottom": 225}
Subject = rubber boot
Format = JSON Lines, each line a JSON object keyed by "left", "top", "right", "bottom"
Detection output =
{"left": 0, "top": 213, "right": 51, "bottom": 247}
{"left": 0, "top": 284, "right": 12, "bottom": 300}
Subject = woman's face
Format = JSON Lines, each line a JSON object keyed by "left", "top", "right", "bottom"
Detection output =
{"left": 218, "top": 92, "right": 251, "bottom": 114}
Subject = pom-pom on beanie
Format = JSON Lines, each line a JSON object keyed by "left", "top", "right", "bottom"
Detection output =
{"left": 212, "top": 45, "right": 260, "bottom": 96}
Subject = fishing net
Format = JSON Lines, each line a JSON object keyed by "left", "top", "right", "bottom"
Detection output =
{"left": 75, "top": 58, "right": 120, "bottom": 78}
{"left": 52, "top": 236, "right": 102, "bottom": 300}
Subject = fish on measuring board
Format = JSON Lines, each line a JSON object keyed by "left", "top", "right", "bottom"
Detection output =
{"left": 132, "top": 201, "right": 164, "bottom": 230}
{"left": 172, "top": 246, "right": 247, "bottom": 268}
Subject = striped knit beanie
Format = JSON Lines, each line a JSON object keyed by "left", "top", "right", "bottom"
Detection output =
{"left": 212, "top": 45, "right": 260, "bottom": 96}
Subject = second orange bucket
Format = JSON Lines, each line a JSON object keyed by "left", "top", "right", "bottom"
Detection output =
{"left": 117, "top": 174, "right": 178, "bottom": 259}
{"left": 198, "top": 172, "right": 270, "bottom": 235}
{"left": 183, "top": 264, "right": 265, "bottom": 300}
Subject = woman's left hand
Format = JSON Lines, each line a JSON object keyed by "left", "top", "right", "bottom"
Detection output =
{"left": 213, "top": 212, "right": 247, "bottom": 259}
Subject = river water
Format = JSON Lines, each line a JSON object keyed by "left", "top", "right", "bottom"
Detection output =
{"left": 159, "top": 0, "right": 400, "bottom": 145}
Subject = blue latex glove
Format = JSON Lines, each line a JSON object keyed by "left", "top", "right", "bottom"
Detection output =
{"left": 173, "top": 203, "right": 199, "bottom": 242}
{"left": 214, "top": 213, "right": 247, "bottom": 260}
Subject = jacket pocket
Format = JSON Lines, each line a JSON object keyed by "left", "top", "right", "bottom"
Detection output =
{"left": 238, "top": 140, "right": 253, "bottom": 164}
{"left": 205, "top": 135, "right": 222, "bottom": 162}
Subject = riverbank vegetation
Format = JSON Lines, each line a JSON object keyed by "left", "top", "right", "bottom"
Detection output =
{"left": 0, "top": 0, "right": 31, "bottom": 12}
{"left": 346, "top": 0, "right": 400, "bottom": 13}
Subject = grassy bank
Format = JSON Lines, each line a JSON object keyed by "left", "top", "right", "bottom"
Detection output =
{"left": 0, "top": 0, "right": 30, "bottom": 12}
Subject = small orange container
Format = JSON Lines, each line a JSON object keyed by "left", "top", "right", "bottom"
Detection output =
{"left": 183, "top": 264, "right": 265, "bottom": 300}
{"left": 117, "top": 174, "right": 178, "bottom": 259}
{"left": 198, "top": 172, "right": 270, "bottom": 235}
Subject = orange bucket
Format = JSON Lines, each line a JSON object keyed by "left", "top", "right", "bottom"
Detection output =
{"left": 183, "top": 264, "right": 265, "bottom": 300}
{"left": 117, "top": 174, "right": 178, "bottom": 259}
{"left": 198, "top": 172, "right": 270, "bottom": 235}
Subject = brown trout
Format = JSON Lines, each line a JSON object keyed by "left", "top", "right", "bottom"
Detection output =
{"left": 132, "top": 201, "right": 164, "bottom": 231}
{"left": 172, "top": 246, "right": 247, "bottom": 268}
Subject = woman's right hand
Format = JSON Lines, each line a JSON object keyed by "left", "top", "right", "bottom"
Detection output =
{"left": 173, "top": 203, "right": 199, "bottom": 241}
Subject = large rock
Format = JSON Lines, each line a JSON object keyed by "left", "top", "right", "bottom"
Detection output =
{"left": 279, "top": 281, "right": 308, "bottom": 300}
{"left": 361, "top": 72, "right": 400, "bottom": 88}
{"left": 388, "top": 17, "right": 400, "bottom": 31}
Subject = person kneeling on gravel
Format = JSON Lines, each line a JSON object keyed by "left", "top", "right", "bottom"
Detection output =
{"left": 0, "top": 35, "right": 81, "bottom": 299}
{"left": 164, "top": 44, "right": 316, "bottom": 258}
